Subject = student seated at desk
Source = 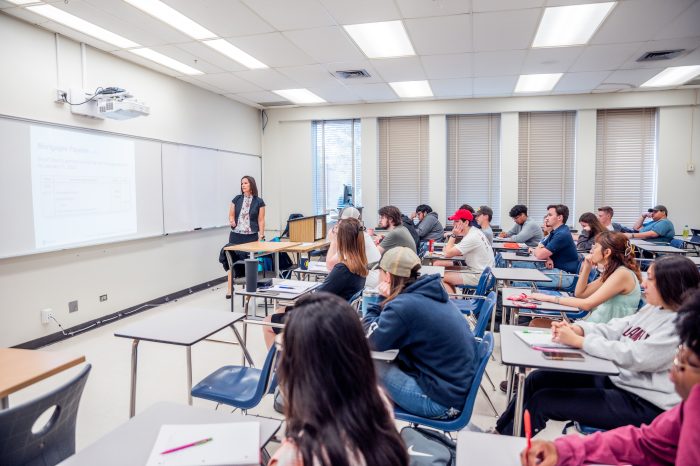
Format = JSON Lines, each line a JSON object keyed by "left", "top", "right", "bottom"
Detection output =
{"left": 496, "top": 255, "right": 700, "bottom": 436}
{"left": 575, "top": 212, "right": 606, "bottom": 252}
{"left": 326, "top": 207, "right": 381, "bottom": 269}
{"left": 410, "top": 204, "right": 444, "bottom": 242}
{"left": 625, "top": 204, "right": 675, "bottom": 244}
{"left": 270, "top": 293, "right": 408, "bottom": 466}
{"left": 531, "top": 232, "right": 642, "bottom": 324}
{"left": 499, "top": 204, "right": 544, "bottom": 247}
{"left": 363, "top": 247, "right": 478, "bottom": 419}
{"left": 521, "top": 288, "right": 700, "bottom": 466}
{"left": 368, "top": 206, "right": 417, "bottom": 254}
{"left": 263, "top": 219, "right": 367, "bottom": 348}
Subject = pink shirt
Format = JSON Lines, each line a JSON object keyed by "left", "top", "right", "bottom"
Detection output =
{"left": 555, "top": 384, "right": 700, "bottom": 466}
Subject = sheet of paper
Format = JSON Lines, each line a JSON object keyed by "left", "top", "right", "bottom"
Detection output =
{"left": 514, "top": 330, "right": 572, "bottom": 349}
{"left": 145, "top": 422, "right": 259, "bottom": 466}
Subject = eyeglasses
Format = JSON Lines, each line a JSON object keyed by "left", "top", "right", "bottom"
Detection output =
{"left": 673, "top": 345, "right": 700, "bottom": 373}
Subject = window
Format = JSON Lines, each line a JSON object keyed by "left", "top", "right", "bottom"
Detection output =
{"left": 518, "top": 111, "right": 576, "bottom": 224}
{"left": 378, "top": 116, "right": 429, "bottom": 215}
{"left": 312, "top": 119, "right": 361, "bottom": 215}
{"left": 447, "top": 114, "right": 501, "bottom": 224}
{"left": 595, "top": 108, "right": 657, "bottom": 226}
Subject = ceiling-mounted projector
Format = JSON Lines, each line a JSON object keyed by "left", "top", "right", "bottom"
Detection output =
{"left": 97, "top": 98, "right": 150, "bottom": 120}
{"left": 67, "top": 87, "right": 150, "bottom": 120}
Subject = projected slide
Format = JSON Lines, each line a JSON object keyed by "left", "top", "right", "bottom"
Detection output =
{"left": 30, "top": 126, "right": 137, "bottom": 249}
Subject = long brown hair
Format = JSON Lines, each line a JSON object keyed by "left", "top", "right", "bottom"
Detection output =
{"left": 240, "top": 175, "right": 258, "bottom": 197}
{"left": 337, "top": 218, "right": 368, "bottom": 277}
{"left": 579, "top": 212, "right": 606, "bottom": 239}
{"left": 278, "top": 293, "right": 408, "bottom": 466}
{"left": 595, "top": 231, "right": 642, "bottom": 283}
{"left": 381, "top": 265, "right": 421, "bottom": 305}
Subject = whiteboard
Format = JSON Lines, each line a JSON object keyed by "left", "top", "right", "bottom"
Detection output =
{"left": 161, "top": 143, "right": 262, "bottom": 234}
{"left": 0, "top": 118, "right": 163, "bottom": 259}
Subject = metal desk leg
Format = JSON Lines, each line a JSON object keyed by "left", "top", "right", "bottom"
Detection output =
{"left": 512, "top": 368, "right": 527, "bottom": 436}
{"left": 186, "top": 346, "right": 193, "bottom": 405}
{"left": 1, "top": 396, "right": 8, "bottom": 410}
{"left": 274, "top": 251, "right": 280, "bottom": 278}
{"left": 225, "top": 250, "right": 235, "bottom": 313}
{"left": 129, "top": 339, "right": 140, "bottom": 418}
{"left": 231, "top": 324, "right": 254, "bottom": 367}
{"left": 506, "top": 365, "right": 515, "bottom": 403}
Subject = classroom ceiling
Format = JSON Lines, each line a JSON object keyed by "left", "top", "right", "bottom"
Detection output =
{"left": 2, "top": 0, "right": 700, "bottom": 108}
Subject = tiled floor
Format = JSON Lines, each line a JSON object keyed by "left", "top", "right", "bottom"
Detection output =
{"left": 8, "top": 283, "right": 566, "bottom": 455}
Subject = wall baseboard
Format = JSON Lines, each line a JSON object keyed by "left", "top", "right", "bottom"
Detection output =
{"left": 14, "top": 276, "right": 228, "bottom": 349}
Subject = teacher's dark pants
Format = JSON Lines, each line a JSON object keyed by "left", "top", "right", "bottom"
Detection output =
{"left": 218, "top": 231, "right": 258, "bottom": 272}
{"left": 495, "top": 370, "right": 663, "bottom": 436}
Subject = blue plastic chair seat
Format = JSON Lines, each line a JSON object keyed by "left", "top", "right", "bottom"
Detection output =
{"left": 191, "top": 366, "right": 267, "bottom": 410}
{"left": 451, "top": 298, "right": 479, "bottom": 314}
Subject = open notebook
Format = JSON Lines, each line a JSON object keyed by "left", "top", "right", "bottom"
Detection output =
{"left": 146, "top": 422, "right": 259, "bottom": 466}
{"left": 514, "top": 330, "right": 572, "bottom": 349}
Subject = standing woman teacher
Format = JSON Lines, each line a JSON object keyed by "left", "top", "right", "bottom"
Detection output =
{"left": 226, "top": 175, "right": 265, "bottom": 298}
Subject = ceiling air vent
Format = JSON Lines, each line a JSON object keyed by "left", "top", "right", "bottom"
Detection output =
{"left": 637, "top": 49, "right": 685, "bottom": 62}
{"left": 334, "top": 69, "right": 371, "bottom": 79}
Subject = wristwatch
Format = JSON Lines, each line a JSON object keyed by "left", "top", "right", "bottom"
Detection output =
{"left": 449, "top": 234, "right": 457, "bottom": 239}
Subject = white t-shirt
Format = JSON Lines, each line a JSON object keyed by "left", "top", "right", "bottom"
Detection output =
{"left": 364, "top": 231, "right": 381, "bottom": 264}
{"left": 455, "top": 227, "right": 495, "bottom": 274}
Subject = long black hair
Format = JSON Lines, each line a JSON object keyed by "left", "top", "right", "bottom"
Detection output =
{"left": 653, "top": 255, "right": 700, "bottom": 310}
{"left": 277, "top": 292, "right": 408, "bottom": 466}
{"left": 677, "top": 289, "right": 700, "bottom": 355}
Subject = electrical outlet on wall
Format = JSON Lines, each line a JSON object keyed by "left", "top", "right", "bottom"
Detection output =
{"left": 687, "top": 162, "right": 695, "bottom": 173}
{"left": 99, "top": 294, "right": 108, "bottom": 302}
{"left": 41, "top": 308, "right": 54, "bottom": 324}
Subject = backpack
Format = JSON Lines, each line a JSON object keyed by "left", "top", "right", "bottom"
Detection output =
{"left": 400, "top": 426, "right": 456, "bottom": 466}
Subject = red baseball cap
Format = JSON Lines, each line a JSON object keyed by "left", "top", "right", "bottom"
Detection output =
{"left": 448, "top": 209, "right": 474, "bottom": 222}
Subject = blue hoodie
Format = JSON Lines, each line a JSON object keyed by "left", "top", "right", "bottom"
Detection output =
{"left": 362, "top": 274, "right": 478, "bottom": 410}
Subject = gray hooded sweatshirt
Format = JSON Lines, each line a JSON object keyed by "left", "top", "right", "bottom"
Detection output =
{"left": 416, "top": 212, "right": 444, "bottom": 241}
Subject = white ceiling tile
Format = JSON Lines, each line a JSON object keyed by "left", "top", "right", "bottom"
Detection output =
{"left": 174, "top": 42, "right": 249, "bottom": 72}
{"left": 177, "top": 75, "right": 227, "bottom": 94}
{"left": 430, "top": 78, "right": 473, "bottom": 97}
{"left": 654, "top": 1, "right": 700, "bottom": 40}
{"left": 621, "top": 37, "right": 700, "bottom": 69}
{"left": 603, "top": 68, "right": 666, "bottom": 88}
{"left": 521, "top": 47, "right": 584, "bottom": 74}
{"left": 228, "top": 33, "right": 315, "bottom": 68}
{"left": 283, "top": 26, "right": 365, "bottom": 63}
{"left": 345, "top": 83, "right": 397, "bottom": 101}
{"left": 278, "top": 64, "right": 342, "bottom": 87}
{"left": 473, "top": 75, "right": 518, "bottom": 96}
{"left": 545, "top": 0, "right": 617, "bottom": 5}
{"left": 396, "top": 0, "right": 471, "bottom": 18}
{"left": 322, "top": 61, "right": 385, "bottom": 84}
{"left": 241, "top": 0, "right": 334, "bottom": 31}
{"left": 236, "top": 90, "right": 287, "bottom": 103}
{"left": 112, "top": 50, "right": 182, "bottom": 77}
{"left": 42, "top": 21, "right": 121, "bottom": 52}
{"left": 570, "top": 43, "right": 641, "bottom": 72}
{"left": 405, "top": 14, "right": 472, "bottom": 55}
{"left": 195, "top": 73, "right": 262, "bottom": 93}
{"left": 308, "top": 83, "right": 362, "bottom": 103}
{"left": 370, "top": 57, "right": 426, "bottom": 82}
{"left": 421, "top": 53, "right": 472, "bottom": 79}
{"left": 473, "top": 9, "right": 541, "bottom": 51}
{"left": 146, "top": 45, "right": 224, "bottom": 74}
{"left": 591, "top": 0, "right": 694, "bottom": 45}
{"left": 161, "top": 0, "right": 275, "bottom": 37}
{"left": 234, "top": 69, "right": 300, "bottom": 90}
{"left": 554, "top": 71, "right": 610, "bottom": 92}
{"left": 474, "top": 50, "right": 527, "bottom": 76}
{"left": 318, "top": 0, "right": 401, "bottom": 24}
{"left": 224, "top": 93, "right": 263, "bottom": 108}
{"left": 473, "top": 0, "right": 544, "bottom": 13}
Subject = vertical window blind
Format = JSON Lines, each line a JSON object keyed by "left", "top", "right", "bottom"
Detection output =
{"left": 447, "top": 114, "right": 501, "bottom": 225}
{"left": 595, "top": 108, "right": 657, "bottom": 226}
{"left": 378, "top": 116, "right": 429, "bottom": 215}
{"left": 518, "top": 111, "right": 576, "bottom": 224}
{"left": 312, "top": 119, "right": 361, "bottom": 215}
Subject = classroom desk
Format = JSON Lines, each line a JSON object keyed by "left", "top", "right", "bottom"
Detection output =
{"left": 499, "top": 325, "right": 619, "bottom": 437}
{"left": 492, "top": 242, "right": 528, "bottom": 251}
{"left": 501, "top": 287, "right": 580, "bottom": 325}
{"left": 490, "top": 269, "right": 552, "bottom": 331}
{"left": 281, "top": 238, "right": 330, "bottom": 264}
{"left": 225, "top": 241, "right": 300, "bottom": 280}
{"left": 499, "top": 252, "right": 546, "bottom": 267}
{"left": 235, "top": 279, "right": 321, "bottom": 317}
{"left": 114, "top": 309, "right": 248, "bottom": 418}
{"left": 292, "top": 261, "right": 330, "bottom": 280}
{"left": 423, "top": 252, "right": 465, "bottom": 263}
{"left": 58, "top": 402, "right": 281, "bottom": 466}
{"left": 629, "top": 238, "right": 656, "bottom": 247}
{"left": 0, "top": 348, "right": 85, "bottom": 410}
{"left": 688, "top": 256, "right": 700, "bottom": 266}
{"left": 634, "top": 243, "right": 687, "bottom": 257}
{"left": 419, "top": 265, "right": 445, "bottom": 277}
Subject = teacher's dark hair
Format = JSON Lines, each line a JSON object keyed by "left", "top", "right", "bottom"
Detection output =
{"left": 653, "top": 256, "right": 700, "bottom": 310}
{"left": 241, "top": 175, "right": 258, "bottom": 197}
{"left": 676, "top": 289, "right": 700, "bottom": 355}
{"left": 278, "top": 292, "right": 408, "bottom": 466}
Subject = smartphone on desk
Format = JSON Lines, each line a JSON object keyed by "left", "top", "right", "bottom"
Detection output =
{"left": 515, "top": 250, "right": 530, "bottom": 256}
{"left": 542, "top": 351, "right": 585, "bottom": 361}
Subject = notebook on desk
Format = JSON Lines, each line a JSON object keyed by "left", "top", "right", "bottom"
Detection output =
{"left": 146, "top": 422, "right": 259, "bottom": 466}
{"left": 514, "top": 330, "right": 572, "bottom": 349}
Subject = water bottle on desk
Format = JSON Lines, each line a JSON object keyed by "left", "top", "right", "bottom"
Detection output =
{"left": 682, "top": 225, "right": 689, "bottom": 239}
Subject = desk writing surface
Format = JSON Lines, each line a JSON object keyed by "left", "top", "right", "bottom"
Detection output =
{"left": 282, "top": 239, "right": 330, "bottom": 253}
{"left": 456, "top": 432, "right": 525, "bottom": 466}
{"left": 114, "top": 309, "right": 245, "bottom": 346}
{"left": 492, "top": 242, "right": 528, "bottom": 250}
{"left": 689, "top": 256, "right": 700, "bottom": 266}
{"left": 419, "top": 265, "right": 445, "bottom": 277}
{"left": 500, "top": 252, "right": 545, "bottom": 263}
{"left": 58, "top": 402, "right": 281, "bottom": 466}
{"left": 491, "top": 268, "right": 552, "bottom": 282}
{"left": 636, "top": 244, "right": 687, "bottom": 254}
{"left": 499, "top": 325, "right": 619, "bottom": 375}
{"left": 224, "top": 241, "right": 299, "bottom": 253}
{"left": 501, "top": 287, "right": 578, "bottom": 313}
{"left": 0, "top": 348, "right": 86, "bottom": 398}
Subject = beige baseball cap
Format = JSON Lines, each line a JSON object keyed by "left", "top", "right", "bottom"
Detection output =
{"left": 340, "top": 206, "right": 361, "bottom": 219}
{"left": 379, "top": 247, "right": 421, "bottom": 278}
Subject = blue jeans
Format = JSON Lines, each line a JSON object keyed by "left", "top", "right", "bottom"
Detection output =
{"left": 375, "top": 362, "right": 459, "bottom": 419}
{"left": 511, "top": 261, "right": 575, "bottom": 291}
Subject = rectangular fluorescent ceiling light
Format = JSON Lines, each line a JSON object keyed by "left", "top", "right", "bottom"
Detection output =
{"left": 641, "top": 65, "right": 700, "bottom": 87}
{"left": 27, "top": 5, "right": 139, "bottom": 49}
{"left": 203, "top": 39, "right": 267, "bottom": 69}
{"left": 123, "top": 0, "right": 216, "bottom": 40}
{"left": 130, "top": 48, "right": 203, "bottom": 75}
{"left": 6, "top": 0, "right": 42, "bottom": 5}
{"left": 344, "top": 21, "right": 415, "bottom": 58}
{"left": 272, "top": 89, "right": 326, "bottom": 104}
{"left": 533, "top": 2, "right": 616, "bottom": 47}
{"left": 515, "top": 73, "right": 563, "bottom": 93}
{"left": 389, "top": 80, "right": 433, "bottom": 98}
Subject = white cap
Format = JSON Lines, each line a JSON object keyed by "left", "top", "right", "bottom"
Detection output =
{"left": 340, "top": 207, "right": 361, "bottom": 220}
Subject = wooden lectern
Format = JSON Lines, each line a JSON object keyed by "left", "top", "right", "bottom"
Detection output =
{"left": 288, "top": 215, "right": 327, "bottom": 242}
